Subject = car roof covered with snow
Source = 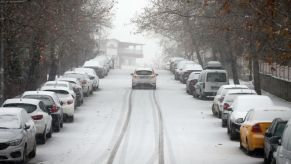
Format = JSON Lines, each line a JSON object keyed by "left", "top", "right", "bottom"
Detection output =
{"left": 135, "top": 67, "right": 153, "bottom": 71}
{"left": 41, "top": 86, "right": 71, "bottom": 93}
{"left": 3, "top": 98, "right": 41, "bottom": 106}
{"left": 232, "top": 95, "right": 274, "bottom": 112}
{"left": 0, "top": 107, "right": 25, "bottom": 115}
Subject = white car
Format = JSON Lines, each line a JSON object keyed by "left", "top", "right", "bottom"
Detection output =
{"left": 212, "top": 85, "right": 248, "bottom": 118}
{"left": 64, "top": 71, "right": 93, "bottom": 97}
{"left": 22, "top": 91, "right": 64, "bottom": 132}
{"left": 131, "top": 68, "right": 158, "bottom": 89}
{"left": 227, "top": 95, "right": 274, "bottom": 140}
{"left": 74, "top": 67, "right": 99, "bottom": 90}
{"left": 41, "top": 86, "right": 75, "bottom": 122}
{"left": 175, "top": 60, "right": 195, "bottom": 80}
{"left": 57, "top": 77, "right": 84, "bottom": 106}
{"left": 220, "top": 89, "right": 257, "bottom": 127}
{"left": 0, "top": 108, "right": 37, "bottom": 163}
{"left": 2, "top": 99, "right": 53, "bottom": 144}
{"left": 42, "top": 81, "right": 76, "bottom": 99}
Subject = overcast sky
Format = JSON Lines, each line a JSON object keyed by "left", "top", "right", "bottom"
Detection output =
{"left": 109, "top": 0, "right": 160, "bottom": 64}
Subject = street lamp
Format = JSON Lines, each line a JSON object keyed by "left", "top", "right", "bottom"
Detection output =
{"left": 0, "top": 0, "right": 29, "bottom": 104}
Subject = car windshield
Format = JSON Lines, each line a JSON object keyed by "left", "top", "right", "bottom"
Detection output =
{"left": 135, "top": 70, "right": 153, "bottom": 75}
{"left": 3, "top": 104, "right": 37, "bottom": 113}
{"left": 207, "top": 72, "right": 227, "bottom": 82}
{"left": 64, "top": 74, "right": 83, "bottom": 80}
{"left": 0, "top": 114, "right": 21, "bottom": 129}
{"left": 23, "top": 95, "right": 54, "bottom": 106}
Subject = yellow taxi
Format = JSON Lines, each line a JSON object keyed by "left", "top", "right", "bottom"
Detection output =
{"left": 239, "top": 106, "right": 291, "bottom": 154}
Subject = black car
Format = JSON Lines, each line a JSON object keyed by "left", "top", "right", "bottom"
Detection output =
{"left": 264, "top": 118, "right": 288, "bottom": 164}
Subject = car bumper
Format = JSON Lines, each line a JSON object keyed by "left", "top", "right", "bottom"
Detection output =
{"left": 62, "top": 104, "right": 74, "bottom": 116}
{"left": 203, "top": 92, "right": 217, "bottom": 96}
{"left": 34, "top": 121, "right": 46, "bottom": 135}
{"left": 0, "top": 143, "right": 25, "bottom": 162}
{"left": 248, "top": 134, "right": 265, "bottom": 150}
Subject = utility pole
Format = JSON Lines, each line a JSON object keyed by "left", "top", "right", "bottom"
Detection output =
{"left": 0, "top": 0, "right": 29, "bottom": 104}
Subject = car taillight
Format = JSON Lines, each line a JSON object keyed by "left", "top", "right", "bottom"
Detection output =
{"left": 31, "top": 115, "right": 43, "bottom": 120}
{"left": 51, "top": 104, "right": 58, "bottom": 113}
{"left": 82, "top": 80, "right": 87, "bottom": 84}
{"left": 67, "top": 100, "right": 73, "bottom": 105}
{"left": 223, "top": 103, "right": 230, "bottom": 110}
{"left": 251, "top": 123, "right": 262, "bottom": 133}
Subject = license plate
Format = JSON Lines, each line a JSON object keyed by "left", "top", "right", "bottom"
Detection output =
{"left": 211, "top": 86, "right": 219, "bottom": 90}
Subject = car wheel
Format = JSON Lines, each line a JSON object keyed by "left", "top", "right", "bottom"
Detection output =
{"left": 54, "top": 121, "right": 61, "bottom": 132}
{"left": 212, "top": 105, "right": 216, "bottom": 116}
{"left": 245, "top": 138, "right": 253, "bottom": 155}
{"left": 222, "top": 120, "right": 227, "bottom": 127}
{"left": 47, "top": 126, "right": 53, "bottom": 138}
{"left": 20, "top": 146, "right": 28, "bottom": 164}
{"left": 229, "top": 126, "right": 237, "bottom": 140}
{"left": 39, "top": 129, "right": 46, "bottom": 144}
{"left": 68, "top": 116, "right": 74, "bottom": 123}
{"left": 28, "top": 141, "right": 36, "bottom": 158}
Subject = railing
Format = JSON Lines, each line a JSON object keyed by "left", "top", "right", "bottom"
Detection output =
{"left": 259, "top": 61, "right": 291, "bottom": 81}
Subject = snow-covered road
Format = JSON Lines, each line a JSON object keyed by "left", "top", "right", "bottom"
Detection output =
{"left": 29, "top": 69, "right": 262, "bottom": 164}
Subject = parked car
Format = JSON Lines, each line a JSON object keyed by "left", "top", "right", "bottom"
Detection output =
{"left": 171, "top": 59, "right": 185, "bottom": 74}
{"left": 41, "top": 86, "right": 75, "bottom": 122}
{"left": 212, "top": 85, "right": 248, "bottom": 118}
{"left": 227, "top": 95, "right": 274, "bottom": 140}
{"left": 131, "top": 68, "right": 158, "bottom": 89}
{"left": 63, "top": 71, "right": 93, "bottom": 97}
{"left": 193, "top": 69, "right": 229, "bottom": 99}
{"left": 239, "top": 107, "right": 291, "bottom": 154}
{"left": 170, "top": 57, "right": 184, "bottom": 73}
{"left": 83, "top": 60, "right": 106, "bottom": 78}
{"left": 179, "top": 64, "right": 203, "bottom": 84}
{"left": 74, "top": 67, "right": 99, "bottom": 90}
{"left": 175, "top": 60, "right": 195, "bottom": 80}
{"left": 264, "top": 118, "right": 288, "bottom": 164}
{"left": 2, "top": 98, "right": 53, "bottom": 144}
{"left": 221, "top": 89, "right": 257, "bottom": 127}
{"left": 0, "top": 108, "right": 37, "bottom": 163}
{"left": 186, "top": 72, "right": 201, "bottom": 94}
{"left": 57, "top": 77, "right": 84, "bottom": 106}
{"left": 273, "top": 119, "right": 291, "bottom": 164}
{"left": 22, "top": 91, "right": 64, "bottom": 132}
{"left": 43, "top": 81, "right": 76, "bottom": 99}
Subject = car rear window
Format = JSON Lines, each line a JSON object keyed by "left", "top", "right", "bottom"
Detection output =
{"left": 23, "top": 95, "right": 54, "bottom": 106}
{"left": 45, "top": 90, "right": 69, "bottom": 95}
{"left": 45, "top": 83, "right": 67, "bottom": 87}
{"left": 0, "top": 114, "right": 21, "bottom": 129}
{"left": 135, "top": 70, "right": 153, "bottom": 75}
{"left": 3, "top": 104, "right": 37, "bottom": 113}
{"left": 206, "top": 72, "right": 227, "bottom": 82}
{"left": 254, "top": 111, "right": 291, "bottom": 121}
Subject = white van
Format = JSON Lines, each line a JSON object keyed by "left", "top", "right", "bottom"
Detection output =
{"left": 193, "top": 69, "right": 229, "bottom": 99}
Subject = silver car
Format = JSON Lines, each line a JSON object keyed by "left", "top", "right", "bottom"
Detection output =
{"left": 131, "top": 68, "right": 158, "bottom": 89}
{"left": 0, "top": 107, "right": 36, "bottom": 163}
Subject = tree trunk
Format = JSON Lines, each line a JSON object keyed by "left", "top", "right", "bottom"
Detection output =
{"left": 48, "top": 41, "right": 58, "bottom": 81}
{"left": 226, "top": 33, "right": 240, "bottom": 84}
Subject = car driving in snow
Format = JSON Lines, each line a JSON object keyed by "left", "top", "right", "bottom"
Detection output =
{"left": 131, "top": 68, "right": 158, "bottom": 89}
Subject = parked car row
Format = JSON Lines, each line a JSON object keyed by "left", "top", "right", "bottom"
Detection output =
{"left": 0, "top": 56, "right": 113, "bottom": 163}
{"left": 169, "top": 57, "right": 291, "bottom": 164}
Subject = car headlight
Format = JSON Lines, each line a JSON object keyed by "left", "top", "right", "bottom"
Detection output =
{"left": 9, "top": 139, "right": 22, "bottom": 146}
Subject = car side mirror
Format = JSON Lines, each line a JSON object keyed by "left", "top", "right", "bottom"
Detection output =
{"left": 265, "top": 131, "right": 272, "bottom": 138}
{"left": 236, "top": 118, "right": 244, "bottom": 124}
{"left": 60, "top": 101, "right": 64, "bottom": 106}
{"left": 24, "top": 123, "right": 30, "bottom": 130}
{"left": 270, "top": 136, "right": 281, "bottom": 144}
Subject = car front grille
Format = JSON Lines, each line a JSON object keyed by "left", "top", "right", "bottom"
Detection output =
{"left": 0, "top": 143, "right": 9, "bottom": 150}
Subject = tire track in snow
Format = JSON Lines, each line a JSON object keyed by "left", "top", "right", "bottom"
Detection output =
{"left": 106, "top": 89, "right": 133, "bottom": 164}
{"left": 152, "top": 90, "right": 165, "bottom": 164}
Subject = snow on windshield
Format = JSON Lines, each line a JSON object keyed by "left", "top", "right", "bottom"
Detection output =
{"left": 0, "top": 114, "right": 21, "bottom": 129}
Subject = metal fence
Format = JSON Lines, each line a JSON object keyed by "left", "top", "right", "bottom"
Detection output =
{"left": 259, "top": 61, "right": 291, "bottom": 81}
